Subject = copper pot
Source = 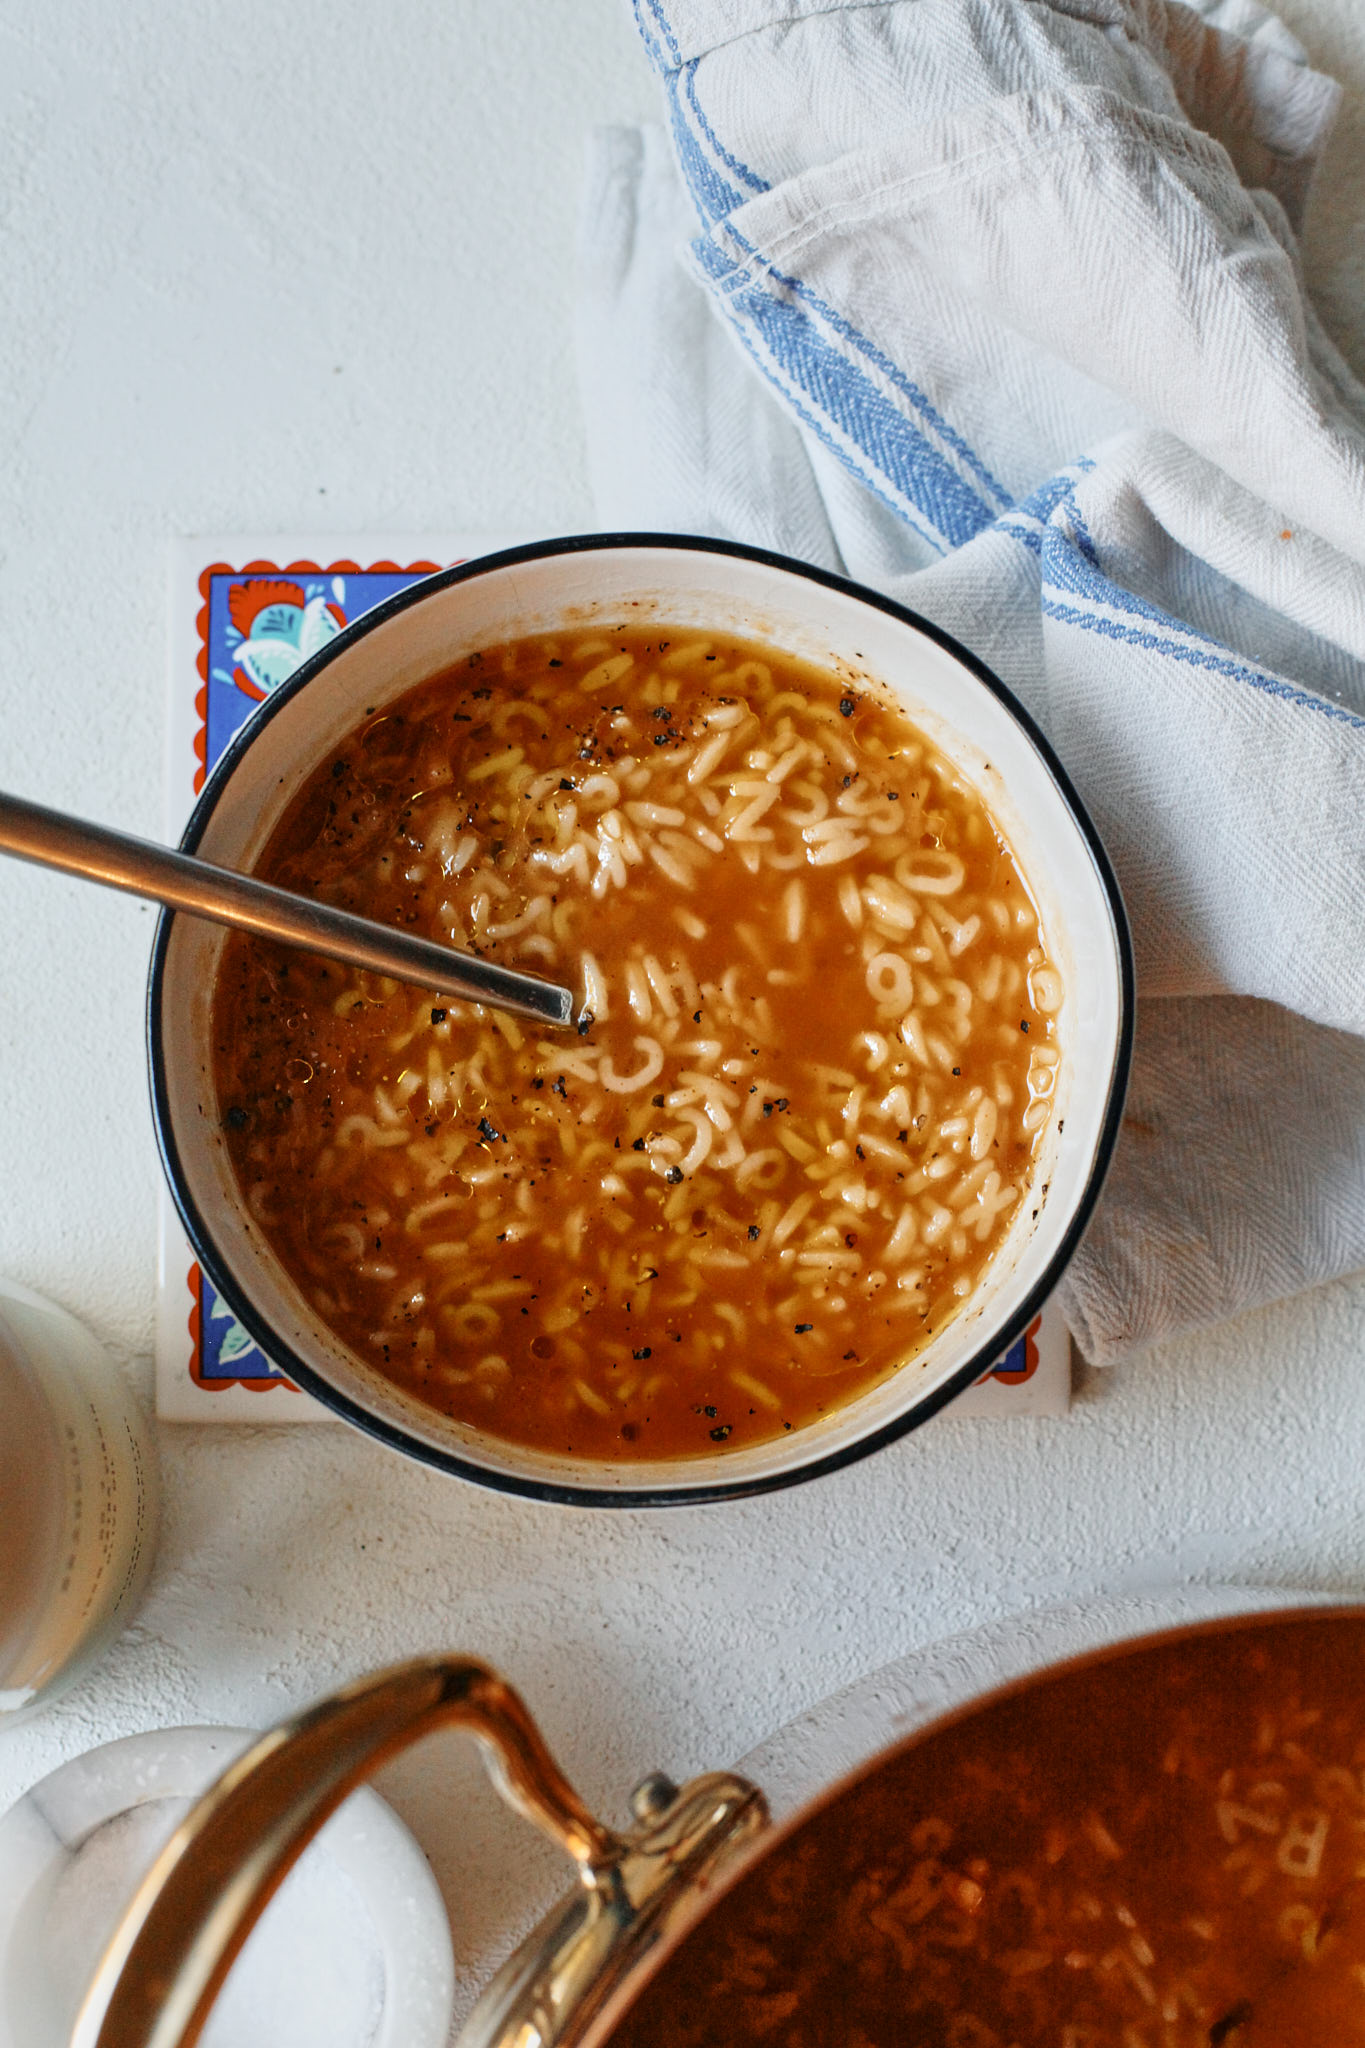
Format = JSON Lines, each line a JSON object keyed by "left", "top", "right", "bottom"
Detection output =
{"left": 74, "top": 1606, "right": 1365, "bottom": 2048}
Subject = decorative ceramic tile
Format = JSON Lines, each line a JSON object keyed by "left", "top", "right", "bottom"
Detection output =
{"left": 157, "top": 537, "right": 510, "bottom": 1420}
{"left": 157, "top": 537, "right": 1069, "bottom": 1421}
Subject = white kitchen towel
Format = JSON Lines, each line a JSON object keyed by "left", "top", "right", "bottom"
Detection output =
{"left": 577, "top": 0, "right": 1365, "bottom": 1363}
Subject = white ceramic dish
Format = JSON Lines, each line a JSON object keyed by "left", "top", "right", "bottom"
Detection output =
{"left": 0, "top": 1725, "right": 454, "bottom": 2048}
{"left": 149, "top": 535, "right": 1132, "bottom": 1504}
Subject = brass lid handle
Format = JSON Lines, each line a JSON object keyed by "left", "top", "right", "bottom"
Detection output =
{"left": 72, "top": 1658, "right": 617, "bottom": 2048}
{"left": 71, "top": 1656, "right": 766, "bottom": 2048}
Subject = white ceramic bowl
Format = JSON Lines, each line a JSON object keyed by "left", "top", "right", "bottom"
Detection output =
{"left": 0, "top": 1725, "right": 454, "bottom": 2048}
{"left": 149, "top": 536, "right": 1131, "bottom": 1505}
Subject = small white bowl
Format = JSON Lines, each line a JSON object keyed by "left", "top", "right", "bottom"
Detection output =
{"left": 148, "top": 536, "right": 1131, "bottom": 1505}
{"left": 0, "top": 1726, "right": 454, "bottom": 2048}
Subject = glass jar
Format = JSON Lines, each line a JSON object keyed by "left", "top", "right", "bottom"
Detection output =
{"left": 0, "top": 1278, "right": 159, "bottom": 1719}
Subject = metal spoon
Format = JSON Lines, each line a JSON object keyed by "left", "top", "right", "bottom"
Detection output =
{"left": 0, "top": 789, "right": 575, "bottom": 1029}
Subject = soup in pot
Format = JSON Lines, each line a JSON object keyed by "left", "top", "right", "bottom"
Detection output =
{"left": 608, "top": 1613, "right": 1365, "bottom": 2047}
{"left": 211, "top": 626, "right": 1061, "bottom": 1459}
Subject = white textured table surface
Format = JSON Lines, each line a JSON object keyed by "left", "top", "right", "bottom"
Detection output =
{"left": 2, "top": 0, "right": 1364, "bottom": 2031}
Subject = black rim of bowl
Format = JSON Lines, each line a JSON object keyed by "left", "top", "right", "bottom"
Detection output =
{"left": 147, "top": 532, "right": 1135, "bottom": 1507}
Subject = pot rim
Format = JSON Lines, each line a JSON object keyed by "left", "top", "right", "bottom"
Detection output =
{"left": 146, "top": 531, "right": 1134, "bottom": 1506}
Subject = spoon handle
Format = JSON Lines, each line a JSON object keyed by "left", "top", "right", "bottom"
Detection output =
{"left": 0, "top": 790, "right": 575, "bottom": 1029}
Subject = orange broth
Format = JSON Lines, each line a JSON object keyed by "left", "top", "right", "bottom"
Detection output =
{"left": 211, "top": 626, "right": 1061, "bottom": 1460}
{"left": 607, "top": 1614, "right": 1365, "bottom": 2047}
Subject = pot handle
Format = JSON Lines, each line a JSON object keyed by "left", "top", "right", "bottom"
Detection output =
{"left": 71, "top": 1655, "right": 767, "bottom": 2048}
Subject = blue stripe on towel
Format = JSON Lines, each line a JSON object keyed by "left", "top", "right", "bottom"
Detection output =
{"left": 1042, "top": 505, "right": 1288, "bottom": 641}
{"left": 631, "top": 0, "right": 666, "bottom": 72}
{"left": 1035, "top": 526, "right": 1365, "bottom": 730}
{"left": 635, "top": 0, "right": 682, "bottom": 69}
{"left": 683, "top": 60, "right": 770, "bottom": 195}
{"left": 633, "top": 0, "right": 1010, "bottom": 538}
{"left": 663, "top": 67, "right": 746, "bottom": 222}
{"left": 710, "top": 293, "right": 955, "bottom": 551}
{"left": 1041, "top": 595, "right": 1365, "bottom": 727}
{"left": 726, "top": 281, "right": 1000, "bottom": 548}
{"left": 997, "top": 469, "right": 1364, "bottom": 726}
{"left": 638, "top": 3, "right": 770, "bottom": 214}
{"left": 719, "top": 224, "right": 1013, "bottom": 512}
{"left": 999, "top": 465, "right": 1099, "bottom": 559}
